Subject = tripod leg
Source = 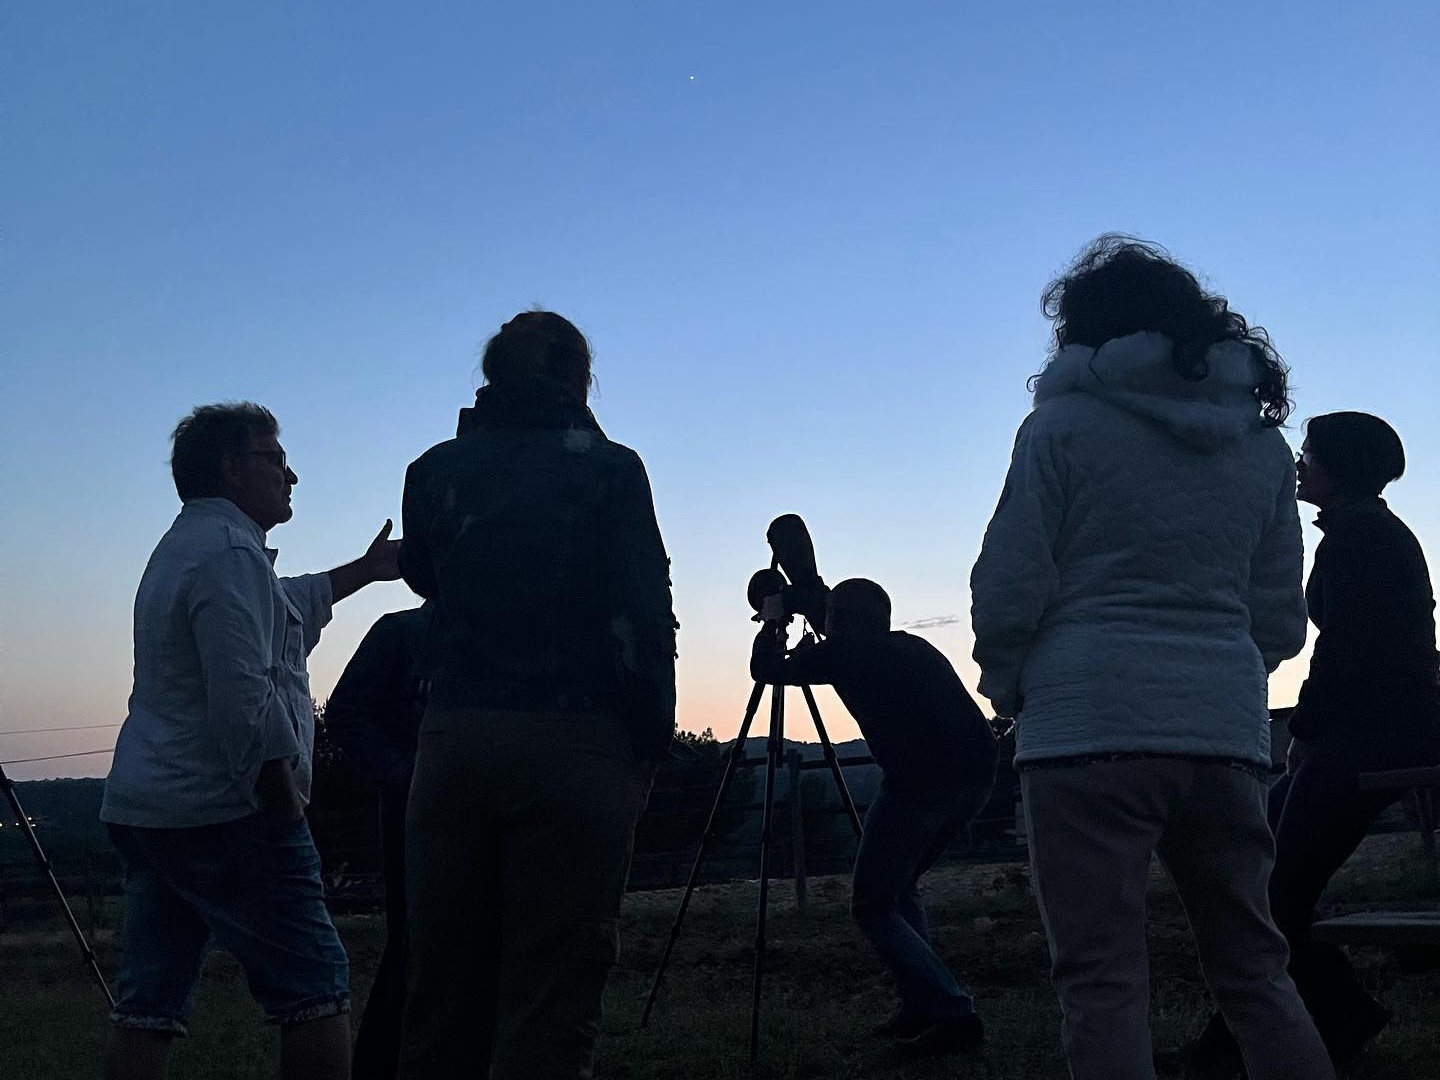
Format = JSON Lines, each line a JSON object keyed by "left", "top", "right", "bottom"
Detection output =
{"left": 640, "top": 682, "right": 768, "bottom": 1028}
{"left": 800, "top": 685, "right": 864, "bottom": 839}
{"left": 750, "top": 681, "right": 785, "bottom": 1071}
{"left": 0, "top": 765, "right": 116, "bottom": 1009}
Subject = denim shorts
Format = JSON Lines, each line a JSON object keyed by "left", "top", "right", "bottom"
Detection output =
{"left": 107, "top": 812, "right": 349, "bottom": 1035}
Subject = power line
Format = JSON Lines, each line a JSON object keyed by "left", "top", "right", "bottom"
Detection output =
{"left": 0, "top": 723, "right": 122, "bottom": 737}
{"left": 0, "top": 748, "right": 115, "bottom": 766}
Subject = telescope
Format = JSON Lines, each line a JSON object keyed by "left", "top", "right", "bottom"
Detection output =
{"left": 645, "top": 512, "right": 862, "bottom": 1069}
{"left": 746, "top": 514, "right": 830, "bottom": 629}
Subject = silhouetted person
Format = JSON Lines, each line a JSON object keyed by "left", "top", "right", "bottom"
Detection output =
{"left": 1167, "top": 411, "right": 1440, "bottom": 1072}
{"left": 971, "top": 236, "right": 1334, "bottom": 1080}
{"left": 751, "top": 578, "right": 997, "bottom": 1057}
{"left": 324, "top": 603, "right": 434, "bottom": 1080}
{"left": 396, "top": 312, "right": 676, "bottom": 1080}
{"left": 100, "top": 402, "right": 400, "bottom": 1080}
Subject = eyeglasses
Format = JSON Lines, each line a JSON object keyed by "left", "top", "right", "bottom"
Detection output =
{"left": 242, "top": 450, "right": 288, "bottom": 471}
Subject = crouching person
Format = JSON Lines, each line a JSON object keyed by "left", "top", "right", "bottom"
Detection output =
{"left": 100, "top": 402, "right": 400, "bottom": 1080}
{"left": 750, "top": 578, "right": 998, "bottom": 1057}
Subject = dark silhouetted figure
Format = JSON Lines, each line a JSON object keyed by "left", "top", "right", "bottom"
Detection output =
{"left": 1168, "top": 411, "right": 1440, "bottom": 1072}
{"left": 324, "top": 603, "right": 434, "bottom": 1080}
{"left": 751, "top": 578, "right": 997, "bottom": 1058}
{"left": 396, "top": 312, "right": 676, "bottom": 1080}
{"left": 971, "top": 236, "right": 1334, "bottom": 1080}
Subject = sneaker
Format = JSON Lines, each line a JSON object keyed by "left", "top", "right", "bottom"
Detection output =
{"left": 1155, "top": 1013, "right": 1243, "bottom": 1076}
{"left": 872, "top": 1009, "right": 934, "bottom": 1040}
{"left": 1154, "top": 1045, "right": 1245, "bottom": 1077}
{"left": 895, "top": 1013, "right": 985, "bottom": 1058}
{"left": 1319, "top": 1003, "right": 1392, "bottom": 1066}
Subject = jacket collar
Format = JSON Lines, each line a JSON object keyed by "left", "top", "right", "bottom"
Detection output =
{"left": 180, "top": 498, "right": 277, "bottom": 563}
{"left": 1315, "top": 495, "right": 1387, "bottom": 534}
{"left": 457, "top": 376, "right": 604, "bottom": 436}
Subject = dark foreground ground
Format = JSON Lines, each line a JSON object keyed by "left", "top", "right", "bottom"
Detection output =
{"left": 3, "top": 835, "right": 1436, "bottom": 1079}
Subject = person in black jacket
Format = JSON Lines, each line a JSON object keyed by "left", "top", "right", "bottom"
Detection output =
{"left": 324, "top": 603, "right": 433, "bottom": 1080}
{"left": 395, "top": 312, "right": 675, "bottom": 1080}
{"left": 1163, "top": 412, "right": 1440, "bottom": 1072}
{"left": 751, "top": 578, "right": 997, "bottom": 1057}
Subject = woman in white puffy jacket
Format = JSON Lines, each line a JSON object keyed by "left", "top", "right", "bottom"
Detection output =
{"left": 970, "top": 236, "right": 1333, "bottom": 1080}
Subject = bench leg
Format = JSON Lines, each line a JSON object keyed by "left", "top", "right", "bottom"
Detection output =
{"left": 1419, "top": 788, "right": 1437, "bottom": 875}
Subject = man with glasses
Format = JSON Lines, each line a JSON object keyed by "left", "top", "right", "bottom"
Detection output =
{"left": 101, "top": 402, "right": 400, "bottom": 1080}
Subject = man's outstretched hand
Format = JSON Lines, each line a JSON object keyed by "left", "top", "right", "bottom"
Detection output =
{"left": 328, "top": 519, "right": 403, "bottom": 603}
{"left": 363, "top": 519, "right": 402, "bottom": 582}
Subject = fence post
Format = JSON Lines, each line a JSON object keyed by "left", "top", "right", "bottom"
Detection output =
{"left": 787, "top": 750, "right": 807, "bottom": 913}
{"left": 85, "top": 850, "right": 99, "bottom": 939}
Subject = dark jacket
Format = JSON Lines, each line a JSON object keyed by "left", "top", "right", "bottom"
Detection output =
{"left": 399, "top": 378, "right": 677, "bottom": 761}
{"left": 751, "top": 628, "right": 998, "bottom": 792}
{"left": 325, "top": 605, "right": 433, "bottom": 791}
{"left": 1289, "top": 497, "right": 1440, "bottom": 756}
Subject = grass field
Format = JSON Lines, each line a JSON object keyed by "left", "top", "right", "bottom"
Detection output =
{"left": 2, "top": 835, "right": 1435, "bottom": 1079}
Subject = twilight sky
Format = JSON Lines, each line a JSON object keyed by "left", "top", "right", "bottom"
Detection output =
{"left": 3, "top": 1, "right": 1437, "bottom": 779}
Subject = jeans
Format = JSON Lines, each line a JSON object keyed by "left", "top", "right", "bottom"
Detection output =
{"left": 1022, "top": 758, "right": 1333, "bottom": 1080}
{"left": 850, "top": 781, "right": 993, "bottom": 1020}
{"left": 107, "top": 812, "right": 349, "bottom": 1035}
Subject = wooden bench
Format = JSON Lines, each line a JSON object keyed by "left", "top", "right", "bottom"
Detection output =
{"left": 1309, "top": 768, "right": 1440, "bottom": 954}
{"left": 1311, "top": 911, "right": 1440, "bottom": 948}
{"left": 1358, "top": 765, "right": 1440, "bottom": 869}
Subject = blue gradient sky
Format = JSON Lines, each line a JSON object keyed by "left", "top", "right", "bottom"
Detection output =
{"left": 4, "top": 2, "right": 1437, "bottom": 779}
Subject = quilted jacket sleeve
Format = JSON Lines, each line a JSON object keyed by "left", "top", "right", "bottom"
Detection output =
{"left": 970, "top": 410, "right": 1066, "bottom": 716}
{"left": 1246, "top": 455, "right": 1308, "bottom": 673}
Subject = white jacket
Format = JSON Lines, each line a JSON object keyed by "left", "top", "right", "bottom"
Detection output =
{"left": 970, "top": 332, "right": 1306, "bottom": 767}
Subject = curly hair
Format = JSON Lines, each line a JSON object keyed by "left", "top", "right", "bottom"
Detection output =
{"left": 1038, "top": 234, "right": 1292, "bottom": 426}
{"left": 170, "top": 401, "right": 278, "bottom": 501}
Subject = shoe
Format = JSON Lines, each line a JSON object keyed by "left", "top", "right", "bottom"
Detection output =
{"left": 1319, "top": 1004, "right": 1392, "bottom": 1066}
{"left": 895, "top": 1013, "right": 985, "bottom": 1058}
{"left": 1153, "top": 1046, "right": 1187, "bottom": 1075}
{"left": 872, "top": 1009, "right": 934, "bottom": 1040}
{"left": 1156, "top": 1013, "right": 1243, "bottom": 1076}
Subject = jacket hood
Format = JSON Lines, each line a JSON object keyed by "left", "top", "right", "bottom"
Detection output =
{"left": 1032, "top": 332, "right": 1267, "bottom": 451}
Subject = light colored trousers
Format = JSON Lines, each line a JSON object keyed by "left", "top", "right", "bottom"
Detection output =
{"left": 1021, "top": 758, "right": 1335, "bottom": 1080}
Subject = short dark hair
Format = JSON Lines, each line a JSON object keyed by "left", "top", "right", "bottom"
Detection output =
{"left": 1039, "top": 234, "right": 1292, "bottom": 427}
{"left": 170, "top": 402, "right": 278, "bottom": 500}
{"left": 480, "top": 311, "right": 593, "bottom": 389}
{"left": 1305, "top": 412, "right": 1405, "bottom": 497}
{"left": 829, "top": 578, "right": 891, "bottom": 632}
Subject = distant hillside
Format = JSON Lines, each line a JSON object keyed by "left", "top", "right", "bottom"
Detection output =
{"left": 1, "top": 778, "right": 108, "bottom": 861}
{"left": 0, "top": 736, "right": 1021, "bottom": 905}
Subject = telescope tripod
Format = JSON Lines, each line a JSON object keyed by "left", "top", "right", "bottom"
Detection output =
{"left": 0, "top": 763, "right": 115, "bottom": 1008}
{"left": 640, "top": 622, "right": 864, "bottom": 1071}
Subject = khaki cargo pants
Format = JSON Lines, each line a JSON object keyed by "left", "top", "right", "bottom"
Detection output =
{"left": 397, "top": 707, "right": 654, "bottom": 1080}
